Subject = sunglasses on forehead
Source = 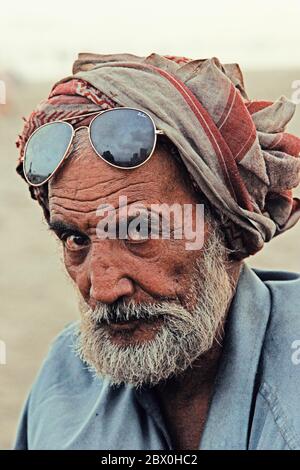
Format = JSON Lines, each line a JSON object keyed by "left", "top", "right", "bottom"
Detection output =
{"left": 23, "top": 107, "right": 165, "bottom": 187}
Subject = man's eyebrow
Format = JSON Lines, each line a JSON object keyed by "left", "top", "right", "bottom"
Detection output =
{"left": 48, "top": 220, "right": 85, "bottom": 235}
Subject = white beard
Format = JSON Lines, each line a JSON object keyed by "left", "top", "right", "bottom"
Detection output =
{"left": 75, "top": 222, "right": 235, "bottom": 389}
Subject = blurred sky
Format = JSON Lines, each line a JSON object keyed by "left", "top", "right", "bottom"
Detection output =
{"left": 1, "top": 0, "right": 300, "bottom": 81}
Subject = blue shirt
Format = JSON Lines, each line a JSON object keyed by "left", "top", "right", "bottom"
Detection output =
{"left": 14, "top": 263, "right": 300, "bottom": 450}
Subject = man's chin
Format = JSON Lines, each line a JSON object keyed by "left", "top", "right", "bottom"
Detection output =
{"left": 75, "top": 323, "right": 172, "bottom": 388}
{"left": 75, "top": 315, "right": 213, "bottom": 389}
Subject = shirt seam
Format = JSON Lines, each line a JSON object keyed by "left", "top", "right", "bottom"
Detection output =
{"left": 134, "top": 390, "right": 173, "bottom": 450}
{"left": 258, "top": 381, "right": 300, "bottom": 449}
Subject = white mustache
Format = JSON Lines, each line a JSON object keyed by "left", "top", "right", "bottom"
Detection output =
{"left": 84, "top": 299, "right": 194, "bottom": 327}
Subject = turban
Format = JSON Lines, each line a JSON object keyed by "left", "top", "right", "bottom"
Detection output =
{"left": 16, "top": 53, "right": 300, "bottom": 259}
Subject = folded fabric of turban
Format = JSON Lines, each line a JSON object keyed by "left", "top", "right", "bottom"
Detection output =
{"left": 16, "top": 53, "right": 300, "bottom": 259}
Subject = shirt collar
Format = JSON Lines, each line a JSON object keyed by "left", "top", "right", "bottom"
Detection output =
{"left": 133, "top": 262, "right": 271, "bottom": 450}
{"left": 200, "top": 262, "right": 271, "bottom": 449}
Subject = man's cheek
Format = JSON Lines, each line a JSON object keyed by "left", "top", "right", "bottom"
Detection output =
{"left": 63, "top": 245, "right": 89, "bottom": 268}
{"left": 64, "top": 258, "right": 77, "bottom": 282}
{"left": 63, "top": 252, "right": 90, "bottom": 296}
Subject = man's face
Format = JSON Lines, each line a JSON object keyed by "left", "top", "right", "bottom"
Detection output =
{"left": 48, "top": 129, "right": 235, "bottom": 387}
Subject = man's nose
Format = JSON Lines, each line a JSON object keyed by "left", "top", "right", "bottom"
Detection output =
{"left": 89, "top": 246, "right": 135, "bottom": 304}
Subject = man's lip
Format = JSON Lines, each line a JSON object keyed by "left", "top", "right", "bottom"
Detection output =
{"left": 100, "top": 316, "right": 163, "bottom": 332}
{"left": 107, "top": 318, "right": 143, "bottom": 331}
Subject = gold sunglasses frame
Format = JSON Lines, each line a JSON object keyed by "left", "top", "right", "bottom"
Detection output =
{"left": 23, "top": 107, "right": 165, "bottom": 187}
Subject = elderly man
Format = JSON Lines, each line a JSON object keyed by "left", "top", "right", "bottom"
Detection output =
{"left": 14, "top": 53, "right": 300, "bottom": 450}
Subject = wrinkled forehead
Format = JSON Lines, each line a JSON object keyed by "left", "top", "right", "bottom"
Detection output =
{"left": 48, "top": 129, "right": 194, "bottom": 218}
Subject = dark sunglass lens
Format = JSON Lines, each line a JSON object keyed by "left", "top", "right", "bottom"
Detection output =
{"left": 24, "top": 122, "right": 73, "bottom": 185}
{"left": 90, "top": 109, "right": 155, "bottom": 168}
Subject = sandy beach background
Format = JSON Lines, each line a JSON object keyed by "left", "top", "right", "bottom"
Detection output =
{"left": 0, "top": 70, "right": 300, "bottom": 449}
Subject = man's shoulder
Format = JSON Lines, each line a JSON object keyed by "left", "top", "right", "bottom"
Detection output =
{"left": 49, "top": 320, "right": 79, "bottom": 352}
{"left": 29, "top": 321, "right": 99, "bottom": 405}
{"left": 253, "top": 266, "right": 300, "bottom": 290}
{"left": 252, "top": 268, "right": 300, "bottom": 312}
{"left": 252, "top": 266, "right": 300, "bottom": 359}
{"left": 251, "top": 267, "right": 300, "bottom": 443}
{"left": 253, "top": 267, "right": 300, "bottom": 335}
{"left": 45, "top": 320, "right": 81, "bottom": 367}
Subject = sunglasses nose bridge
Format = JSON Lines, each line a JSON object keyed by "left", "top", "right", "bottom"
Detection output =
{"left": 63, "top": 125, "right": 90, "bottom": 161}
{"left": 74, "top": 125, "right": 89, "bottom": 133}
{"left": 69, "top": 125, "right": 90, "bottom": 152}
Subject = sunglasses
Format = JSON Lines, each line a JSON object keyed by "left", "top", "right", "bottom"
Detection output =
{"left": 23, "top": 107, "right": 165, "bottom": 187}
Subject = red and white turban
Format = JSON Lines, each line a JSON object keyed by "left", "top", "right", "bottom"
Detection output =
{"left": 16, "top": 53, "right": 300, "bottom": 259}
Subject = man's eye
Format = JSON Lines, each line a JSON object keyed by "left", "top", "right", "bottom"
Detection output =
{"left": 63, "top": 234, "right": 89, "bottom": 251}
{"left": 127, "top": 222, "right": 150, "bottom": 242}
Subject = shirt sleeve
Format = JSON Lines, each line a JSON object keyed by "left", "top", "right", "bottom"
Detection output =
{"left": 12, "top": 322, "right": 79, "bottom": 450}
{"left": 13, "top": 392, "right": 31, "bottom": 450}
